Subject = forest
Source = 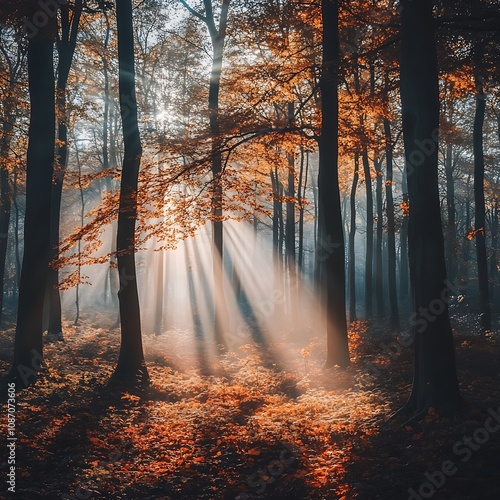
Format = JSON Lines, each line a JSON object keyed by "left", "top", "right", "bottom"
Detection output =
{"left": 0, "top": 0, "right": 499, "bottom": 498}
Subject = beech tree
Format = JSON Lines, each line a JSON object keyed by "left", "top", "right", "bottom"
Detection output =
{"left": 399, "top": 0, "right": 463, "bottom": 417}
{"left": 46, "top": 0, "right": 83, "bottom": 339}
{"left": 319, "top": 0, "right": 349, "bottom": 368}
{"left": 10, "top": 1, "right": 57, "bottom": 384}
{"left": 179, "top": 0, "right": 231, "bottom": 348}
{"left": 111, "top": 0, "right": 148, "bottom": 383}
{"left": 0, "top": 32, "right": 26, "bottom": 326}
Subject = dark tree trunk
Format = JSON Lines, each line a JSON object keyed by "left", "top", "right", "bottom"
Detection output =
{"left": 348, "top": 153, "right": 359, "bottom": 322}
{"left": 285, "top": 102, "right": 297, "bottom": 312}
{"left": 197, "top": 0, "right": 231, "bottom": 349}
{"left": 461, "top": 173, "right": 472, "bottom": 281}
{"left": 271, "top": 167, "right": 284, "bottom": 316}
{"left": 320, "top": 0, "right": 349, "bottom": 368}
{"left": 112, "top": 0, "right": 148, "bottom": 383}
{"left": 297, "top": 148, "right": 307, "bottom": 270}
{"left": 362, "top": 150, "right": 374, "bottom": 317}
{"left": 374, "top": 158, "right": 384, "bottom": 318}
{"left": 0, "top": 106, "right": 14, "bottom": 325}
{"left": 399, "top": 0, "right": 463, "bottom": 417}
{"left": 444, "top": 144, "right": 457, "bottom": 285}
{"left": 46, "top": 0, "right": 82, "bottom": 339}
{"left": 473, "top": 75, "right": 491, "bottom": 332}
{"left": 11, "top": 29, "right": 56, "bottom": 385}
{"left": 399, "top": 164, "right": 410, "bottom": 300}
{"left": 384, "top": 117, "right": 400, "bottom": 330}
{"left": 490, "top": 197, "right": 498, "bottom": 304}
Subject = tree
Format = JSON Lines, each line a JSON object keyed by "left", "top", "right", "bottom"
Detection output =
{"left": 111, "top": 0, "right": 148, "bottom": 383}
{"left": 46, "top": 0, "right": 83, "bottom": 339}
{"left": 472, "top": 51, "right": 492, "bottom": 333}
{"left": 383, "top": 88, "right": 400, "bottom": 331}
{"left": 0, "top": 33, "right": 26, "bottom": 325}
{"left": 10, "top": 1, "right": 57, "bottom": 385}
{"left": 348, "top": 153, "right": 359, "bottom": 322}
{"left": 179, "top": 0, "right": 231, "bottom": 348}
{"left": 319, "top": 0, "right": 349, "bottom": 368}
{"left": 398, "top": 0, "right": 463, "bottom": 417}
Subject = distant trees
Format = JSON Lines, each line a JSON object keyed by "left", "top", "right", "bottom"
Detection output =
{"left": 0, "top": 34, "right": 26, "bottom": 326}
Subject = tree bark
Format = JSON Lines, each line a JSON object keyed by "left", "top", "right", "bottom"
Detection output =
{"left": 473, "top": 75, "right": 491, "bottom": 332}
{"left": 112, "top": 0, "right": 148, "bottom": 383}
{"left": 46, "top": 0, "right": 82, "bottom": 339}
{"left": 399, "top": 163, "right": 409, "bottom": 300}
{"left": 348, "top": 153, "right": 359, "bottom": 322}
{"left": 374, "top": 158, "right": 384, "bottom": 317}
{"left": 11, "top": 22, "right": 56, "bottom": 385}
{"left": 444, "top": 144, "right": 457, "bottom": 285}
{"left": 320, "top": 0, "right": 349, "bottom": 368}
{"left": 271, "top": 167, "right": 284, "bottom": 317}
{"left": 384, "top": 117, "right": 399, "bottom": 330}
{"left": 0, "top": 104, "right": 14, "bottom": 325}
{"left": 399, "top": 0, "right": 463, "bottom": 416}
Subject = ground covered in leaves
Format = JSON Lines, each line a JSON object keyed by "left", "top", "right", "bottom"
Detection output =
{"left": 1, "top": 315, "right": 500, "bottom": 499}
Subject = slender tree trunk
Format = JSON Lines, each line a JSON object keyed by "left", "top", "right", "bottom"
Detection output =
{"left": 271, "top": 167, "right": 284, "bottom": 317}
{"left": 154, "top": 249, "right": 164, "bottom": 335}
{"left": 193, "top": 0, "right": 232, "bottom": 348}
{"left": 490, "top": 197, "right": 498, "bottom": 304}
{"left": 348, "top": 153, "right": 359, "bottom": 322}
{"left": 312, "top": 162, "right": 320, "bottom": 284}
{"left": 74, "top": 137, "right": 84, "bottom": 326}
{"left": 112, "top": 0, "right": 148, "bottom": 383}
{"left": 399, "top": 163, "right": 409, "bottom": 300}
{"left": 461, "top": 174, "right": 472, "bottom": 281}
{"left": 374, "top": 158, "right": 384, "bottom": 317}
{"left": 297, "top": 148, "right": 307, "bottom": 270}
{"left": 13, "top": 169, "right": 20, "bottom": 288}
{"left": 0, "top": 106, "right": 14, "bottom": 325}
{"left": 11, "top": 27, "right": 56, "bottom": 385}
{"left": 384, "top": 117, "right": 400, "bottom": 330}
{"left": 473, "top": 75, "right": 491, "bottom": 332}
{"left": 46, "top": 0, "right": 82, "bottom": 339}
{"left": 399, "top": 0, "right": 463, "bottom": 416}
{"left": 285, "top": 102, "right": 297, "bottom": 312}
{"left": 320, "top": 0, "right": 349, "bottom": 368}
{"left": 444, "top": 144, "right": 457, "bottom": 285}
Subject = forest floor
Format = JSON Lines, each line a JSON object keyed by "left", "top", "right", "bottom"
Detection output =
{"left": 1, "top": 312, "right": 500, "bottom": 500}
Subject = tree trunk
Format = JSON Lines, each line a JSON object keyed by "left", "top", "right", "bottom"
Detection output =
{"left": 444, "top": 144, "right": 457, "bottom": 285}
{"left": 271, "top": 167, "right": 284, "bottom": 317}
{"left": 348, "top": 153, "right": 359, "bottom": 322}
{"left": 0, "top": 105, "right": 14, "bottom": 325}
{"left": 297, "top": 148, "right": 307, "bottom": 270}
{"left": 399, "top": 163, "right": 410, "bottom": 300}
{"left": 320, "top": 0, "right": 349, "bottom": 368}
{"left": 112, "top": 0, "right": 148, "bottom": 383}
{"left": 490, "top": 197, "right": 498, "bottom": 304}
{"left": 374, "top": 158, "right": 384, "bottom": 318}
{"left": 46, "top": 0, "right": 82, "bottom": 339}
{"left": 195, "top": 0, "right": 231, "bottom": 349}
{"left": 473, "top": 75, "right": 491, "bottom": 332}
{"left": 399, "top": 0, "right": 463, "bottom": 417}
{"left": 384, "top": 117, "right": 399, "bottom": 330}
{"left": 11, "top": 28, "right": 56, "bottom": 385}
{"left": 154, "top": 249, "right": 164, "bottom": 335}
